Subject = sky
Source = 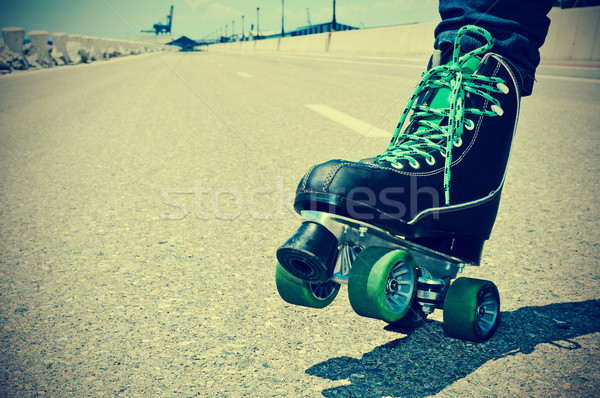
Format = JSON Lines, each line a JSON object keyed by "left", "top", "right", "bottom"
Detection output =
{"left": 0, "top": 0, "right": 440, "bottom": 41}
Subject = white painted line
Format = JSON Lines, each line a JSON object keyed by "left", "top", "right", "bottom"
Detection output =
{"left": 305, "top": 104, "right": 390, "bottom": 138}
{"left": 237, "top": 72, "right": 253, "bottom": 78}
{"left": 539, "top": 63, "right": 600, "bottom": 71}
{"left": 269, "top": 53, "right": 425, "bottom": 69}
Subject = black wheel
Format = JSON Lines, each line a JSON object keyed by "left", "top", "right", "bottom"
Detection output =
{"left": 443, "top": 277, "right": 500, "bottom": 342}
{"left": 348, "top": 247, "right": 417, "bottom": 322}
{"left": 275, "top": 263, "right": 339, "bottom": 308}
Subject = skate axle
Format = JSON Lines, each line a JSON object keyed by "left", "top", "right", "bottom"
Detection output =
{"left": 415, "top": 275, "right": 449, "bottom": 313}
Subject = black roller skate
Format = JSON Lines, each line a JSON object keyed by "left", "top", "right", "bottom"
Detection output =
{"left": 276, "top": 26, "right": 521, "bottom": 342}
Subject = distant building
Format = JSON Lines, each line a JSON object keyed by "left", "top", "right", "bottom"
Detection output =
{"left": 288, "top": 22, "right": 358, "bottom": 37}
{"left": 262, "top": 22, "right": 358, "bottom": 39}
{"left": 166, "top": 36, "right": 202, "bottom": 51}
{"left": 216, "top": 22, "right": 359, "bottom": 43}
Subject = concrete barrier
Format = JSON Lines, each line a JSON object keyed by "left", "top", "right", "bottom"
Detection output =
{"left": 67, "top": 34, "right": 82, "bottom": 61}
{"left": 107, "top": 39, "right": 115, "bottom": 56}
{"left": 209, "top": 7, "right": 600, "bottom": 63}
{"left": 256, "top": 38, "right": 280, "bottom": 51}
{"left": 52, "top": 32, "right": 71, "bottom": 63}
{"left": 28, "top": 30, "right": 53, "bottom": 66}
{"left": 111, "top": 40, "right": 118, "bottom": 55}
{"left": 103, "top": 39, "right": 113, "bottom": 57}
{"left": 255, "top": 39, "right": 279, "bottom": 51}
{"left": 132, "top": 42, "right": 143, "bottom": 54}
{"left": 115, "top": 40, "right": 122, "bottom": 55}
{"left": 91, "top": 37, "right": 103, "bottom": 60}
{"left": 240, "top": 40, "right": 255, "bottom": 51}
{"left": 210, "top": 23, "right": 437, "bottom": 57}
{"left": 540, "top": 5, "right": 600, "bottom": 62}
{"left": 0, "top": 26, "right": 154, "bottom": 73}
{"left": 329, "top": 23, "right": 437, "bottom": 57}
{"left": 79, "top": 36, "right": 92, "bottom": 62}
{"left": 1, "top": 26, "right": 26, "bottom": 56}
{"left": 98, "top": 39, "right": 108, "bottom": 58}
{"left": 279, "top": 32, "right": 330, "bottom": 53}
{"left": 114, "top": 40, "right": 124, "bottom": 55}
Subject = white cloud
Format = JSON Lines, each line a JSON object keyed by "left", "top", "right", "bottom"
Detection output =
{"left": 185, "top": 0, "right": 210, "bottom": 10}
{"left": 207, "top": 3, "right": 241, "bottom": 18}
{"left": 373, "top": 0, "right": 433, "bottom": 10}
{"left": 374, "top": 0, "right": 408, "bottom": 8}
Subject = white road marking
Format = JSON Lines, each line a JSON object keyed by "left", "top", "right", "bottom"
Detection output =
{"left": 305, "top": 104, "right": 391, "bottom": 138}
{"left": 267, "top": 53, "right": 425, "bottom": 69}
{"left": 536, "top": 74, "right": 600, "bottom": 83}
{"left": 237, "top": 72, "right": 253, "bottom": 78}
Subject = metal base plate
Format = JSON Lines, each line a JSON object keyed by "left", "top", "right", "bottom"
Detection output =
{"left": 301, "top": 210, "right": 469, "bottom": 284}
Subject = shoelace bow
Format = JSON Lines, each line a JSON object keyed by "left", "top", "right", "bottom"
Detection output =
{"left": 376, "top": 25, "right": 508, "bottom": 205}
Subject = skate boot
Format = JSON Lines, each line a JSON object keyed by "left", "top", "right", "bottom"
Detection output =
{"left": 276, "top": 26, "right": 518, "bottom": 342}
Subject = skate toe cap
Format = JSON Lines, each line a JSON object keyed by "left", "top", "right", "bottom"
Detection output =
{"left": 297, "top": 159, "right": 388, "bottom": 196}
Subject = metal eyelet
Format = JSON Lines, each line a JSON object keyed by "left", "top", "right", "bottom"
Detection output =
{"left": 464, "top": 119, "right": 475, "bottom": 130}
{"left": 491, "top": 104, "right": 504, "bottom": 116}
{"left": 453, "top": 138, "right": 463, "bottom": 148}
{"left": 391, "top": 162, "right": 404, "bottom": 170}
{"left": 409, "top": 159, "right": 420, "bottom": 169}
{"left": 496, "top": 82, "right": 509, "bottom": 94}
{"left": 425, "top": 156, "right": 436, "bottom": 166}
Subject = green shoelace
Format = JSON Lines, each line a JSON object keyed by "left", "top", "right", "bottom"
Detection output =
{"left": 376, "top": 25, "right": 509, "bottom": 205}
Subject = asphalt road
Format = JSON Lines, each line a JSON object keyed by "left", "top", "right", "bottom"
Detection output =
{"left": 1, "top": 49, "right": 599, "bottom": 397}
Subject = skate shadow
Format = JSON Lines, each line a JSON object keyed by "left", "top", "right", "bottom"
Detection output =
{"left": 306, "top": 299, "right": 600, "bottom": 397}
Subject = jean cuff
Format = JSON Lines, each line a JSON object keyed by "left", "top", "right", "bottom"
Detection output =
{"left": 434, "top": 30, "right": 533, "bottom": 96}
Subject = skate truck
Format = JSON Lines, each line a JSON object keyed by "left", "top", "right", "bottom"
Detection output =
{"left": 276, "top": 210, "right": 500, "bottom": 343}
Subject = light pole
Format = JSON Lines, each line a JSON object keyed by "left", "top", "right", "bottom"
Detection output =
{"left": 281, "top": 0, "right": 285, "bottom": 37}
{"left": 232, "top": 20, "right": 235, "bottom": 41}
{"left": 242, "top": 15, "right": 245, "bottom": 40}
{"left": 256, "top": 7, "right": 260, "bottom": 40}
{"left": 332, "top": 0, "right": 337, "bottom": 31}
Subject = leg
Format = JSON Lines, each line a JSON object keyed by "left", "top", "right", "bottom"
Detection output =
{"left": 434, "top": 0, "right": 556, "bottom": 96}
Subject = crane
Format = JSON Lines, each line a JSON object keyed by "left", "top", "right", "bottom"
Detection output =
{"left": 141, "top": 6, "right": 173, "bottom": 35}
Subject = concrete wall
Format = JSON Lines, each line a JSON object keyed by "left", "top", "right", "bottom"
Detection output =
{"left": 540, "top": 6, "right": 600, "bottom": 61}
{"left": 328, "top": 22, "right": 438, "bottom": 57}
{"left": 210, "top": 6, "right": 600, "bottom": 62}
{"left": 211, "top": 23, "right": 437, "bottom": 58}
{"left": 279, "top": 33, "right": 331, "bottom": 53}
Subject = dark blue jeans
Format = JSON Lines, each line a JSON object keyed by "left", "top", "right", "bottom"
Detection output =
{"left": 434, "top": 0, "right": 555, "bottom": 96}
